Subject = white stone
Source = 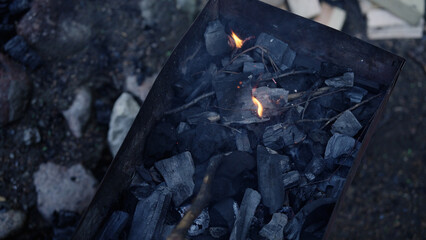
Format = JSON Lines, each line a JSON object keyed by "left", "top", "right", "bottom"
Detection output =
{"left": 33, "top": 162, "right": 97, "bottom": 220}
{"left": 0, "top": 210, "right": 26, "bottom": 239}
{"left": 107, "top": 92, "right": 140, "bottom": 157}
{"left": 125, "top": 73, "right": 158, "bottom": 102}
{"left": 62, "top": 87, "right": 92, "bottom": 138}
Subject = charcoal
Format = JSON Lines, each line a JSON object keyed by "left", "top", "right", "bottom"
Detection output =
{"left": 317, "top": 175, "right": 346, "bottom": 199}
{"left": 259, "top": 213, "right": 288, "bottom": 240}
{"left": 186, "top": 64, "right": 216, "bottom": 102}
{"left": 9, "top": 0, "right": 30, "bottom": 15}
{"left": 280, "top": 47, "right": 296, "bottom": 71}
{"left": 324, "top": 72, "right": 354, "bottom": 88}
{"left": 128, "top": 185, "right": 172, "bottom": 240}
{"left": 283, "top": 170, "right": 300, "bottom": 189}
{"left": 211, "top": 175, "right": 243, "bottom": 202}
{"left": 235, "top": 129, "right": 251, "bottom": 153}
{"left": 284, "top": 198, "right": 335, "bottom": 240}
{"left": 4, "top": 36, "right": 42, "bottom": 70}
{"left": 304, "top": 156, "right": 325, "bottom": 182}
{"left": 252, "top": 86, "right": 289, "bottom": 115}
{"left": 217, "top": 151, "right": 255, "bottom": 179}
{"left": 324, "top": 133, "right": 355, "bottom": 159}
{"left": 130, "top": 182, "right": 155, "bottom": 200}
{"left": 187, "top": 111, "right": 220, "bottom": 124}
{"left": 191, "top": 122, "right": 235, "bottom": 163}
{"left": 286, "top": 140, "right": 313, "bottom": 171}
{"left": 204, "top": 20, "right": 230, "bottom": 56}
{"left": 279, "top": 206, "right": 295, "bottom": 219}
{"left": 263, "top": 123, "right": 306, "bottom": 150}
{"left": 254, "top": 33, "right": 289, "bottom": 67}
{"left": 177, "top": 122, "right": 190, "bottom": 134}
{"left": 96, "top": 211, "right": 129, "bottom": 240}
{"left": 209, "top": 227, "right": 228, "bottom": 238}
{"left": 336, "top": 156, "right": 354, "bottom": 167}
{"left": 210, "top": 198, "right": 237, "bottom": 229}
{"left": 155, "top": 152, "right": 195, "bottom": 206}
{"left": 243, "top": 62, "right": 265, "bottom": 75}
{"left": 344, "top": 86, "right": 368, "bottom": 103}
{"left": 331, "top": 110, "right": 362, "bottom": 137}
{"left": 257, "top": 145, "right": 287, "bottom": 213}
{"left": 224, "top": 54, "right": 254, "bottom": 72}
{"left": 229, "top": 188, "right": 261, "bottom": 240}
{"left": 308, "top": 129, "right": 329, "bottom": 145}
{"left": 145, "top": 122, "right": 177, "bottom": 159}
{"left": 319, "top": 62, "right": 351, "bottom": 78}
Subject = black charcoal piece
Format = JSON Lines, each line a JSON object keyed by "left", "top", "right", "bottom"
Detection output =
{"left": 243, "top": 62, "right": 264, "bottom": 75}
{"left": 263, "top": 123, "right": 306, "bottom": 150}
{"left": 186, "top": 64, "right": 216, "bottom": 102}
{"left": 336, "top": 156, "right": 354, "bottom": 167}
{"left": 4, "top": 35, "right": 42, "bottom": 70}
{"left": 254, "top": 33, "right": 288, "bottom": 66}
{"left": 128, "top": 185, "right": 172, "bottom": 240}
{"left": 209, "top": 227, "right": 228, "bottom": 238}
{"left": 304, "top": 156, "right": 325, "bottom": 182}
{"left": 229, "top": 188, "right": 261, "bottom": 240}
{"left": 345, "top": 86, "right": 368, "bottom": 103}
{"left": 217, "top": 151, "right": 255, "bottom": 179}
{"left": 284, "top": 198, "right": 335, "bottom": 240}
{"left": 145, "top": 122, "right": 177, "bottom": 159}
{"left": 257, "top": 145, "right": 287, "bottom": 213}
{"left": 154, "top": 152, "right": 195, "bottom": 206}
{"left": 331, "top": 110, "right": 362, "bottom": 137}
{"left": 224, "top": 54, "right": 254, "bottom": 72}
{"left": 210, "top": 198, "right": 237, "bottom": 229}
{"left": 136, "top": 165, "right": 153, "bottom": 183}
{"left": 191, "top": 122, "right": 235, "bottom": 163}
{"left": 204, "top": 20, "right": 230, "bottom": 56}
{"left": 317, "top": 175, "right": 346, "bottom": 200}
{"left": 252, "top": 86, "right": 289, "bottom": 115}
{"left": 187, "top": 111, "right": 220, "bottom": 125}
{"left": 308, "top": 129, "right": 329, "bottom": 145}
{"left": 130, "top": 181, "right": 155, "bottom": 200}
{"left": 283, "top": 170, "right": 300, "bottom": 189}
{"left": 286, "top": 140, "right": 314, "bottom": 171}
{"left": 9, "top": 0, "right": 30, "bottom": 14}
{"left": 324, "top": 72, "right": 354, "bottom": 88}
{"left": 96, "top": 211, "right": 129, "bottom": 240}
{"left": 280, "top": 47, "right": 296, "bottom": 71}
{"left": 236, "top": 129, "right": 251, "bottom": 153}
{"left": 324, "top": 133, "right": 355, "bottom": 159}
{"left": 259, "top": 213, "right": 288, "bottom": 240}
{"left": 177, "top": 122, "right": 190, "bottom": 134}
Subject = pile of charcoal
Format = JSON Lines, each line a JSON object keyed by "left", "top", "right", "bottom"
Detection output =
{"left": 96, "top": 19, "right": 384, "bottom": 240}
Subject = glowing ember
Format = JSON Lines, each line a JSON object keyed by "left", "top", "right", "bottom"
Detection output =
{"left": 229, "top": 31, "right": 244, "bottom": 49}
{"left": 252, "top": 96, "right": 263, "bottom": 117}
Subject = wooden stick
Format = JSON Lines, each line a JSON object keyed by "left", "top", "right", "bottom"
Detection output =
{"left": 164, "top": 92, "right": 215, "bottom": 115}
{"left": 167, "top": 155, "right": 224, "bottom": 240}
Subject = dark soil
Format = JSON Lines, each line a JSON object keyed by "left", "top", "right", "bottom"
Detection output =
{"left": 0, "top": 0, "right": 424, "bottom": 239}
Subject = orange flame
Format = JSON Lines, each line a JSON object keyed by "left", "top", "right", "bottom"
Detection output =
{"left": 229, "top": 31, "right": 244, "bottom": 49}
{"left": 252, "top": 96, "right": 263, "bottom": 118}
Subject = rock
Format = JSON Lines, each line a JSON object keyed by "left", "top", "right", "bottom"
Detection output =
{"left": 331, "top": 110, "right": 362, "bottom": 137}
{"left": 62, "top": 87, "right": 92, "bottom": 138}
{"left": 325, "top": 72, "right": 354, "bottom": 88}
{"left": 107, "top": 92, "right": 140, "bottom": 157}
{"left": 154, "top": 152, "right": 195, "bottom": 206}
{"left": 230, "top": 188, "right": 261, "bottom": 240}
{"left": 3, "top": 35, "right": 42, "bottom": 70}
{"left": 0, "top": 53, "right": 31, "bottom": 126}
{"left": 33, "top": 162, "right": 97, "bottom": 220}
{"left": 259, "top": 213, "right": 288, "bottom": 240}
{"left": 324, "top": 133, "right": 356, "bottom": 159}
{"left": 125, "top": 73, "right": 158, "bottom": 102}
{"left": 22, "top": 127, "right": 41, "bottom": 146}
{"left": 0, "top": 210, "right": 26, "bottom": 239}
{"left": 128, "top": 185, "right": 172, "bottom": 240}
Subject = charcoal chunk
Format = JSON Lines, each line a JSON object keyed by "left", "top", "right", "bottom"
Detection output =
{"left": 128, "top": 185, "right": 172, "bottom": 240}
{"left": 257, "top": 145, "right": 287, "bottom": 213}
{"left": 324, "top": 72, "right": 354, "bottom": 88}
{"left": 254, "top": 33, "right": 294, "bottom": 68}
{"left": 252, "top": 86, "right": 289, "bottom": 112}
{"left": 344, "top": 86, "right": 368, "bottom": 103}
{"left": 235, "top": 129, "right": 251, "bottom": 153}
{"left": 217, "top": 151, "right": 255, "bottom": 179}
{"left": 243, "top": 62, "right": 264, "bottom": 75}
{"left": 317, "top": 175, "right": 346, "bottom": 199}
{"left": 224, "top": 54, "right": 254, "bottom": 72}
{"left": 324, "top": 133, "right": 355, "bottom": 159}
{"left": 280, "top": 47, "right": 296, "bottom": 71}
{"left": 155, "top": 152, "right": 195, "bottom": 206}
{"left": 4, "top": 36, "right": 42, "bottom": 70}
{"left": 230, "top": 188, "right": 261, "bottom": 240}
{"left": 204, "top": 20, "right": 230, "bottom": 56}
{"left": 331, "top": 110, "right": 362, "bottom": 137}
{"left": 96, "top": 211, "right": 129, "bottom": 240}
{"left": 177, "top": 122, "right": 190, "bottom": 134}
{"left": 210, "top": 198, "right": 237, "bottom": 229}
{"left": 283, "top": 170, "right": 300, "bottom": 189}
{"left": 263, "top": 123, "right": 306, "bottom": 150}
{"left": 259, "top": 213, "right": 288, "bottom": 240}
{"left": 304, "top": 156, "right": 325, "bottom": 182}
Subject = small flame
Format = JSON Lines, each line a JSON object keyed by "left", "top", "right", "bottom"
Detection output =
{"left": 252, "top": 96, "right": 263, "bottom": 118}
{"left": 229, "top": 31, "right": 244, "bottom": 49}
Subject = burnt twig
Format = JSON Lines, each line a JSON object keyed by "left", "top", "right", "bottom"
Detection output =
{"left": 164, "top": 92, "right": 215, "bottom": 115}
{"left": 259, "top": 69, "right": 315, "bottom": 82}
{"left": 167, "top": 155, "right": 224, "bottom": 240}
